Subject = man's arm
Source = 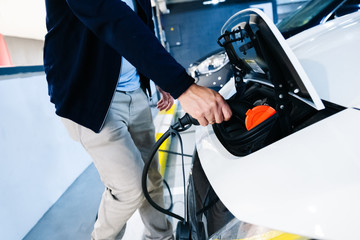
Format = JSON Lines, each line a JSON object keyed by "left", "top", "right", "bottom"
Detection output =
{"left": 66, "top": 0, "right": 193, "bottom": 98}
{"left": 65, "top": 0, "right": 232, "bottom": 124}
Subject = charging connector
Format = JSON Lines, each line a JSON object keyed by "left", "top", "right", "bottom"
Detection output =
{"left": 172, "top": 113, "right": 199, "bottom": 130}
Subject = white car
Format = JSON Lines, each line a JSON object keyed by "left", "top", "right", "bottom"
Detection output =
{"left": 193, "top": 8, "right": 360, "bottom": 240}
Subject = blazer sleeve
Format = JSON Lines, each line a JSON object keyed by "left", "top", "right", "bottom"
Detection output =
{"left": 66, "top": 0, "right": 194, "bottom": 98}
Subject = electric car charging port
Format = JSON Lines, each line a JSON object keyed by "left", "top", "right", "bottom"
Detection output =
{"left": 213, "top": 81, "right": 345, "bottom": 157}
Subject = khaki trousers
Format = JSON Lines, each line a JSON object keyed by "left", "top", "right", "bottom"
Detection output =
{"left": 62, "top": 88, "right": 173, "bottom": 240}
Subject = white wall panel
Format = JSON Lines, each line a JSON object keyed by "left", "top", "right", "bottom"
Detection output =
{"left": 0, "top": 73, "right": 92, "bottom": 239}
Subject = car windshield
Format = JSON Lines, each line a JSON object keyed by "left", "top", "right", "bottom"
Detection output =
{"left": 277, "top": 0, "right": 337, "bottom": 32}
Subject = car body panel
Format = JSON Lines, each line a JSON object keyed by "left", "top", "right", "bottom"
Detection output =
{"left": 288, "top": 11, "right": 360, "bottom": 108}
{"left": 196, "top": 106, "right": 360, "bottom": 239}
{"left": 195, "top": 9, "right": 360, "bottom": 240}
{"left": 277, "top": 0, "right": 360, "bottom": 38}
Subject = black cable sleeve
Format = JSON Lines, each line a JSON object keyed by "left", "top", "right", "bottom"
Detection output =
{"left": 163, "top": 179, "right": 173, "bottom": 211}
{"left": 141, "top": 128, "right": 185, "bottom": 221}
{"left": 172, "top": 127, "right": 188, "bottom": 222}
{"left": 142, "top": 113, "right": 198, "bottom": 222}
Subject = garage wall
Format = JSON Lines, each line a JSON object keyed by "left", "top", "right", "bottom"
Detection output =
{"left": 4, "top": 36, "right": 44, "bottom": 66}
{"left": 161, "top": 1, "right": 274, "bottom": 68}
{"left": 0, "top": 70, "right": 92, "bottom": 239}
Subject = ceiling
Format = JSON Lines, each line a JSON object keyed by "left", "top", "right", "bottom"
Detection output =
{"left": 0, "top": 0, "right": 256, "bottom": 41}
{"left": 0, "top": 0, "right": 47, "bottom": 40}
{"left": 0, "top": 0, "right": 176, "bottom": 41}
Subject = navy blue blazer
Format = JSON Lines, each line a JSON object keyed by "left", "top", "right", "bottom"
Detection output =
{"left": 44, "top": 0, "right": 194, "bottom": 133}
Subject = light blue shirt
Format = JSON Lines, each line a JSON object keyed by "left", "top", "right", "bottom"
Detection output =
{"left": 117, "top": 0, "right": 140, "bottom": 92}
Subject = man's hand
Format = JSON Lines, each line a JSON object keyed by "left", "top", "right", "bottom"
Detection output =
{"left": 177, "top": 84, "right": 232, "bottom": 126}
{"left": 157, "top": 86, "right": 174, "bottom": 111}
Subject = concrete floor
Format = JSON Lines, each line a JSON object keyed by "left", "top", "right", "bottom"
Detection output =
{"left": 23, "top": 109, "right": 196, "bottom": 240}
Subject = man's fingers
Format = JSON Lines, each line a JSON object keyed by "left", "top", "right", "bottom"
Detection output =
{"left": 213, "top": 111, "right": 223, "bottom": 124}
{"left": 156, "top": 85, "right": 175, "bottom": 111}
{"left": 195, "top": 100, "right": 232, "bottom": 126}
{"left": 177, "top": 84, "right": 233, "bottom": 126}
{"left": 222, "top": 103, "right": 232, "bottom": 121}
{"left": 157, "top": 97, "right": 174, "bottom": 112}
{"left": 165, "top": 102, "right": 173, "bottom": 111}
{"left": 197, "top": 117, "right": 208, "bottom": 126}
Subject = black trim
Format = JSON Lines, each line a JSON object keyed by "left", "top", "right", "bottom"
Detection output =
{"left": 0, "top": 65, "right": 44, "bottom": 76}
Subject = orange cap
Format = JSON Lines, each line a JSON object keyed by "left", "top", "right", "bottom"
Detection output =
{"left": 245, "top": 105, "right": 276, "bottom": 130}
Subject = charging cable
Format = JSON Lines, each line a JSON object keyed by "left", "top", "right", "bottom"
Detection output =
{"left": 141, "top": 113, "right": 199, "bottom": 222}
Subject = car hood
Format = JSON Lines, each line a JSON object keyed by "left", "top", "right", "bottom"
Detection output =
{"left": 287, "top": 11, "right": 360, "bottom": 108}
{"left": 219, "top": 8, "right": 324, "bottom": 110}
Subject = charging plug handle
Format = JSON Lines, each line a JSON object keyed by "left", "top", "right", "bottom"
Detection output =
{"left": 171, "top": 113, "right": 200, "bottom": 132}
{"left": 179, "top": 113, "right": 200, "bottom": 126}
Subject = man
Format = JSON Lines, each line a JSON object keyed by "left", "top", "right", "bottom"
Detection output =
{"left": 43, "top": 0, "right": 232, "bottom": 239}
